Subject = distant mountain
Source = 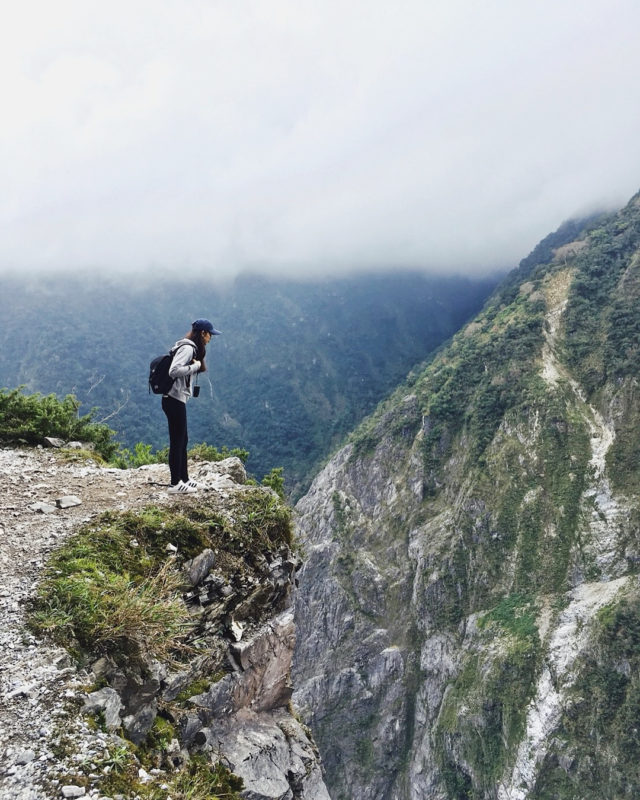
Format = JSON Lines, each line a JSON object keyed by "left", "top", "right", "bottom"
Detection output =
{"left": 292, "top": 197, "right": 640, "bottom": 799}
{"left": 0, "top": 269, "right": 497, "bottom": 495}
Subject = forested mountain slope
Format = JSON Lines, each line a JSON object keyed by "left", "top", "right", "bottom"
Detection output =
{"left": 0, "top": 271, "right": 496, "bottom": 496}
{"left": 293, "top": 193, "right": 640, "bottom": 799}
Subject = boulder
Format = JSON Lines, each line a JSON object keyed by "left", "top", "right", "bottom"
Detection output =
{"left": 60, "top": 785, "right": 85, "bottom": 798}
{"left": 219, "top": 456, "right": 247, "bottom": 484}
{"left": 123, "top": 700, "right": 158, "bottom": 745}
{"left": 43, "top": 437, "right": 65, "bottom": 448}
{"left": 56, "top": 496, "right": 82, "bottom": 509}
{"left": 30, "top": 501, "right": 57, "bottom": 514}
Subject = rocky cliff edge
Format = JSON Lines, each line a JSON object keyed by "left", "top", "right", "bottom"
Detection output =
{"left": 0, "top": 446, "right": 330, "bottom": 800}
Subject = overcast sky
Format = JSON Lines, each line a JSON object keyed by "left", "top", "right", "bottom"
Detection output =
{"left": 2, "top": 0, "right": 640, "bottom": 280}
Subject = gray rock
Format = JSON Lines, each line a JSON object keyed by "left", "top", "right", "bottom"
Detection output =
{"left": 43, "top": 437, "right": 65, "bottom": 448}
{"left": 207, "top": 708, "right": 330, "bottom": 800}
{"left": 184, "top": 548, "right": 216, "bottom": 586}
{"left": 192, "top": 611, "right": 295, "bottom": 718}
{"left": 15, "top": 749, "right": 36, "bottom": 764}
{"left": 229, "top": 619, "right": 245, "bottom": 642}
{"left": 177, "top": 713, "right": 205, "bottom": 746}
{"left": 83, "top": 688, "right": 123, "bottom": 732}
{"left": 219, "top": 456, "right": 247, "bottom": 484}
{"left": 56, "top": 495, "right": 82, "bottom": 509}
{"left": 90, "top": 656, "right": 117, "bottom": 682}
{"left": 61, "top": 787, "right": 85, "bottom": 798}
{"left": 122, "top": 700, "right": 157, "bottom": 744}
{"left": 30, "top": 501, "right": 57, "bottom": 514}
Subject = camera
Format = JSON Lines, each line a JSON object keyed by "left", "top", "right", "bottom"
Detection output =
{"left": 192, "top": 385, "right": 200, "bottom": 398}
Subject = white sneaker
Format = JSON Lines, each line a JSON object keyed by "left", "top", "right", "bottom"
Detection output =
{"left": 183, "top": 479, "right": 198, "bottom": 489}
{"left": 168, "top": 481, "right": 197, "bottom": 494}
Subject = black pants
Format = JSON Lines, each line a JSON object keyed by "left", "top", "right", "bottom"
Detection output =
{"left": 162, "top": 395, "right": 189, "bottom": 485}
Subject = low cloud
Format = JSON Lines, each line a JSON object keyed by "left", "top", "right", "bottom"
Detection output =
{"left": 2, "top": 0, "right": 640, "bottom": 279}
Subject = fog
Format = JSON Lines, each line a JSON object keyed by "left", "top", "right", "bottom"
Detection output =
{"left": 2, "top": 0, "right": 640, "bottom": 279}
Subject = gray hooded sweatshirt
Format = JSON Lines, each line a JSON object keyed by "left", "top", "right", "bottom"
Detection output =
{"left": 167, "top": 339, "right": 200, "bottom": 403}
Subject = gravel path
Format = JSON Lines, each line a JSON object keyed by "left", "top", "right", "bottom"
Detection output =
{"left": 0, "top": 447, "right": 179, "bottom": 800}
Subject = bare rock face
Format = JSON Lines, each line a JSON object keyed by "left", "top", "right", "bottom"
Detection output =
{"left": 182, "top": 611, "right": 330, "bottom": 799}
{"left": 191, "top": 611, "right": 295, "bottom": 718}
{"left": 293, "top": 440, "right": 417, "bottom": 800}
{"left": 202, "top": 709, "right": 331, "bottom": 800}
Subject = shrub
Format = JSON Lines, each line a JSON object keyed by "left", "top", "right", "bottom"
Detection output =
{"left": 261, "top": 466, "right": 285, "bottom": 499}
{"left": 187, "top": 442, "right": 249, "bottom": 463}
{"left": 0, "top": 386, "right": 118, "bottom": 459}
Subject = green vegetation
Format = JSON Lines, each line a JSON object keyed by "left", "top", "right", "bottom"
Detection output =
{"left": 478, "top": 593, "right": 537, "bottom": 639}
{"left": 28, "top": 492, "right": 293, "bottom": 662}
{"left": 0, "top": 386, "right": 117, "bottom": 459}
{"left": 420, "top": 292, "right": 545, "bottom": 476}
{"left": 174, "top": 677, "right": 214, "bottom": 704}
{"left": 188, "top": 442, "right": 249, "bottom": 464}
{"left": 27, "top": 507, "right": 202, "bottom": 661}
{"left": 437, "top": 596, "right": 541, "bottom": 795}
{"left": 295, "top": 196, "right": 640, "bottom": 800}
{"left": 111, "top": 440, "right": 249, "bottom": 470}
{"left": 65, "top": 740, "right": 244, "bottom": 800}
{"left": 0, "top": 384, "right": 283, "bottom": 491}
{"left": 563, "top": 206, "right": 640, "bottom": 394}
{"left": 260, "top": 465, "right": 286, "bottom": 499}
{"left": 27, "top": 479, "right": 296, "bottom": 799}
{"left": 349, "top": 274, "right": 546, "bottom": 490}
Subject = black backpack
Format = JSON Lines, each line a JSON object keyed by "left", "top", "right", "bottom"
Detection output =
{"left": 149, "top": 342, "right": 196, "bottom": 395}
{"left": 149, "top": 352, "right": 175, "bottom": 394}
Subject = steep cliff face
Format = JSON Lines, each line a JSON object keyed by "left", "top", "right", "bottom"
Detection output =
{"left": 293, "top": 193, "right": 640, "bottom": 799}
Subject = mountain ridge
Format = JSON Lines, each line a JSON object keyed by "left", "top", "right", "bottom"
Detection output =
{"left": 292, "top": 190, "right": 640, "bottom": 799}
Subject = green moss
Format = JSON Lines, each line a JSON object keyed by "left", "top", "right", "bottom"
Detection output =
{"left": 331, "top": 492, "right": 348, "bottom": 538}
{"left": 607, "top": 384, "right": 640, "bottom": 495}
{"left": 355, "top": 737, "right": 375, "bottom": 770}
{"left": 174, "top": 677, "right": 215, "bottom": 704}
{"left": 145, "top": 715, "right": 177, "bottom": 750}
{"left": 438, "top": 655, "right": 480, "bottom": 733}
